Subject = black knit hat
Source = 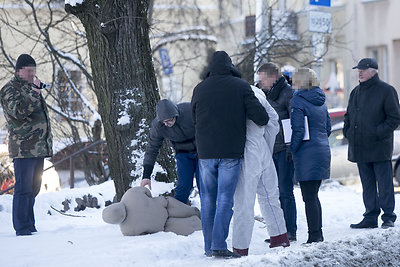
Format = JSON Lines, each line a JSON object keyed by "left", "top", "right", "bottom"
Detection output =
{"left": 15, "top": 54, "right": 36, "bottom": 71}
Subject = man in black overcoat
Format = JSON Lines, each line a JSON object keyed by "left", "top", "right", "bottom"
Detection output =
{"left": 344, "top": 58, "right": 400, "bottom": 229}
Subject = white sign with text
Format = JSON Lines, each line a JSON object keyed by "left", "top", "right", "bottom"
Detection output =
{"left": 308, "top": 10, "right": 332, "bottom": 33}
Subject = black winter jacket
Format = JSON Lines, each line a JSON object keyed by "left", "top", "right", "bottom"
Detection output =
{"left": 143, "top": 101, "right": 196, "bottom": 178}
{"left": 191, "top": 51, "right": 269, "bottom": 159}
{"left": 264, "top": 76, "right": 293, "bottom": 153}
{"left": 343, "top": 74, "right": 400, "bottom": 163}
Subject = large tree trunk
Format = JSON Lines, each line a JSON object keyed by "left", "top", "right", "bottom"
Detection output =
{"left": 66, "top": 0, "right": 176, "bottom": 200}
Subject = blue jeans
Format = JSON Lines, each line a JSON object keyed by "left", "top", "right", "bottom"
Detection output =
{"left": 357, "top": 161, "right": 396, "bottom": 223}
{"left": 273, "top": 150, "right": 297, "bottom": 236}
{"left": 13, "top": 158, "right": 44, "bottom": 235}
{"left": 174, "top": 152, "right": 199, "bottom": 204}
{"left": 199, "top": 158, "right": 241, "bottom": 253}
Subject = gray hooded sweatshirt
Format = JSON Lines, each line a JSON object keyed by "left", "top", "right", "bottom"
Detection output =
{"left": 143, "top": 99, "right": 196, "bottom": 178}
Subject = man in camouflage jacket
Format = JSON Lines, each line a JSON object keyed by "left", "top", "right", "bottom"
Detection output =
{"left": 0, "top": 54, "right": 52, "bottom": 236}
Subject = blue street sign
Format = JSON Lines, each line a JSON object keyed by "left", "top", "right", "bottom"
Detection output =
{"left": 310, "top": 0, "right": 331, "bottom": 7}
{"left": 159, "top": 48, "right": 173, "bottom": 75}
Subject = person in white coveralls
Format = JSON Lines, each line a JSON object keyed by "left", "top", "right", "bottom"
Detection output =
{"left": 232, "top": 85, "right": 290, "bottom": 256}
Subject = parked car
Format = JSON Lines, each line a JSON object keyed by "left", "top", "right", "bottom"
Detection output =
{"left": 329, "top": 122, "right": 400, "bottom": 185}
{"left": 328, "top": 107, "right": 346, "bottom": 126}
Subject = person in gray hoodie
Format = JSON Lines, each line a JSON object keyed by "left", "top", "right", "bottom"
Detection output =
{"left": 140, "top": 99, "right": 198, "bottom": 204}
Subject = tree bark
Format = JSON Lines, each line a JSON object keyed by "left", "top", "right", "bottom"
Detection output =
{"left": 66, "top": 0, "right": 176, "bottom": 200}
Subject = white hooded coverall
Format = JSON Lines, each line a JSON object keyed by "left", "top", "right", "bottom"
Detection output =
{"left": 232, "top": 86, "right": 287, "bottom": 250}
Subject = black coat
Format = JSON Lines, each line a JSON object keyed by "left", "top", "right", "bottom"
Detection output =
{"left": 343, "top": 74, "right": 400, "bottom": 163}
{"left": 143, "top": 102, "right": 196, "bottom": 178}
{"left": 265, "top": 76, "right": 293, "bottom": 153}
{"left": 191, "top": 51, "right": 269, "bottom": 159}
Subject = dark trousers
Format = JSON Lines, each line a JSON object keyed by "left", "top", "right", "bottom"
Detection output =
{"left": 174, "top": 152, "right": 199, "bottom": 204}
{"left": 357, "top": 161, "right": 396, "bottom": 223}
{"left": 273, "top": 150, "right": 297, "bottom": 236}
{"left": 13, "top": 158, "right": 44, "bottom": 234}
{"left": 299, "top": 180, "right": 322, "bottom": 240}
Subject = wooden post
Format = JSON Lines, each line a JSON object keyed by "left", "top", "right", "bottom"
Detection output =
{"left": 70, "top": 157, "right": 74, "bottom": 189}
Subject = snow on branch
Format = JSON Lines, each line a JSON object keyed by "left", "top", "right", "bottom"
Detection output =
{"left": 152, "top": 33, "right": 217, "bottom": 52}
{"left": 0, "top": 30, "right": 15, "bottom": 69}
{"left": 52, "top": 51, "right": 101, "bottom": 125}
{"left": 47, "top": 104, "right": 90, "bottom": 125}
{"left": 151, "top": 25, "right": 217, "bottom": 52}
{"left": 151, "top": 26, "right": 208, "bottom": 39}
{"left": 51, "top": 47, "right": 92, "bottom": 81}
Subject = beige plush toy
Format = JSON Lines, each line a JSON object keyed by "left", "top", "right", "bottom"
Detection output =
{"left": 102, "top": 186, "right": 201, "bottom": 236}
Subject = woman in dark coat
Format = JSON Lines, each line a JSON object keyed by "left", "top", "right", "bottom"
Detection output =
{"left": 290, "top": 68, "right": 331, "bottom": 243}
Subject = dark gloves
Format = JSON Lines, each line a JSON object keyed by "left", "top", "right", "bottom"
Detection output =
{"left": 142, "top": 164, "right": 154, "bottom": 179}
{"left": 285, "top": 146, "right": 292, "bottom": 162}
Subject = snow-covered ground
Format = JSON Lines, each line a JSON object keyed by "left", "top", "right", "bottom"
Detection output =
{"left": 1, "top": 178, "right": 400, "bottom": 267}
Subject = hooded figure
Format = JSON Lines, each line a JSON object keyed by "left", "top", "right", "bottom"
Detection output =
{"left": 192, "top": 51, "right": 269, "bottom": 258}
{"left": 290, "top": 68, "right": 331, "bottom": 244}
{"left": 141, "top": 99, "right": 199, "bottom": 205}
{"left": 232, "top": 86, "right": 289, "bottom": 256}
{"left": 102, "top": 186, "right": 201, "bottom": 236}
{"left": 290, "top": 75, "right": 331, "bottom": 181}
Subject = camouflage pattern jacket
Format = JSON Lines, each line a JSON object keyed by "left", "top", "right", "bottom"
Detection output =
{"left": 0, "top": 76, "right": 52, "bottom": 158}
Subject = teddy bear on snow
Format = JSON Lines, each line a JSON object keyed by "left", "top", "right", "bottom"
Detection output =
{"left": 102, "top": 186, "right": 201, "bottom": 236}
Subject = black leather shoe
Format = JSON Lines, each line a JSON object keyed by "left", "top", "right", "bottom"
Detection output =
{"left": 306, "top": 236, "right": 324, "bottom": 243}
{"left": 381, "top": 221, "right": 394, "bottom": 229}
{"left": 288, "top": 232, "right": 297, "bottom": 241}
{"left": 204, "top": 252, "right": 212, "bottom": 257}
{"left": 212, "top": 249, "right": 241, "bottom": 259}
{"left": 16, "top": 229, "right": 32, "bottom": 236}
{"left": 350, "top": 220, "right": 378, "bottom": 229}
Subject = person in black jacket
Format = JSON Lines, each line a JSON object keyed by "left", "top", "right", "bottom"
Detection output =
{"left": 344, "top": 58, "right": 400, "bottom": 229}
{"left": 140, "top": 99, "right": 198, "bottom": 205}
{"left": 191, "top": 51, "right": 269, "bottom": 258}
{"left": 257, "top": 63, "right": 297, "bottom": 242}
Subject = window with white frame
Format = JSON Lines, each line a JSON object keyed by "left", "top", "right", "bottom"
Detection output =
{"left": 367, "top": 45, "right": 388, "bottom": 82}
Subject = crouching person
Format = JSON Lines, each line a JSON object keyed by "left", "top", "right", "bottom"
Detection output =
{"left": 140, "top": 99, "right": 199, "bottom": 205}
{"left": 232, "top": 86, "right": 290, "bottom": 256}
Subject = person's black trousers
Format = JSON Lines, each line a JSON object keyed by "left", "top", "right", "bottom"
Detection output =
{"left": 299, "top": 180, "right": 322, "bottom": 241}
{"left": 12, "top": 158, "right": 44, "bottom": 235}
{"left": 357, "top": 161, "right": 396, "bottom": 223}
{"left": 273, "top": 150, "right": 297, "bottom": 237}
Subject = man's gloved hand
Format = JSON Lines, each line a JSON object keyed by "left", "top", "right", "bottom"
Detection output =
{"left": 140, "top": 178, "right": 152, "bottom": 190}
{"left": 285, "top": 147, "right": 292, "bottom": 162}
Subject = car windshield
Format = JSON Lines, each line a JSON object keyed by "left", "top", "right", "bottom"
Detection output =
{"left": 329, "top": 128, "right": 348, "bottom": 148}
